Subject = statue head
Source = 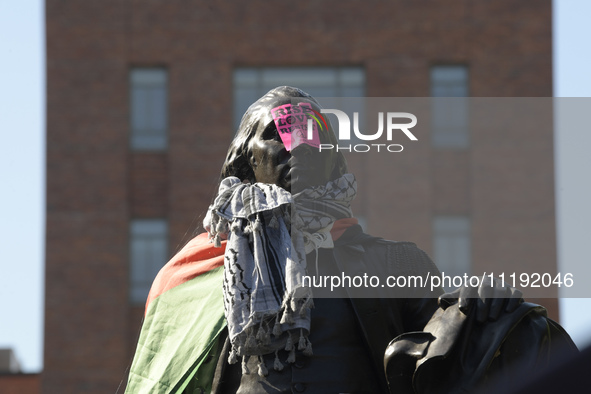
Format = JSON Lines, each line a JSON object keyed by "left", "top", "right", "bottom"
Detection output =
{"left": 221, "top": 86, "right": 347, "bottom": 191}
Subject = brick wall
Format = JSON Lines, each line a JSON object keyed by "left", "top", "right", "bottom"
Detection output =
{"left": 45, "top": 1, "right": 554, "bottom": 392}
{"left": 0, "top": 374, "right": 40, "bottom": 394}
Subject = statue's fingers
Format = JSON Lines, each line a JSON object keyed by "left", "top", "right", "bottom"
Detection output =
{"left": 476, "top": 296, "right": 491, "bottom": 323}
{"left": 475, "top": 281, "right": 494, "bottom": 323}
{"left": 438, "top": 293, "right": 456, "bottom": 310}
{"left": 488, "top": 286, "right": 511, "bottom": 321}
{"left": 438, "top": 286, "right": 461, "bottom": 306}
{"left": 504, "top": 287, "right": 524, "bottom": 313}
{"left": 458, "top": 284, "right": 478, "bottom": 314}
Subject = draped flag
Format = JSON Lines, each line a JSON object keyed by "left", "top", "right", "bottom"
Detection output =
{"left": 125, "top": 233, "right": 227, "bottom": 394}
{"left": 125, "top": 219, "right": 358, "bottom": 393}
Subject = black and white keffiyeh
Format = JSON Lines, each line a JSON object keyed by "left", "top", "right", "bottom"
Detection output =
{"left": 203, "top": 173, "right": 357, "bottom": 375}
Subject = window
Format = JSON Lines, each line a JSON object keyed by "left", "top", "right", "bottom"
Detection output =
{"left": 129, "top": 219, "right": 168, "bottom": 304}
{"left": 130, "top": 68, "right": 168, "bottom": 150}
{"left": 430, "top": 65, "right": 469, "bottom": 148}
{"left": 233, "top": 67, "right": 365, "bottom": 131}
{"left": 433, "top": 216, "right": 471, "bottom": 291}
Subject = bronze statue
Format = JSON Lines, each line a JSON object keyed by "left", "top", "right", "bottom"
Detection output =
{"left": 126, "top": 86, "right": 576, "bottom": 394}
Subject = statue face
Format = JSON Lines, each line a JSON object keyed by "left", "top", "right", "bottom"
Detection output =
{"left": 249, "top": 118, "right": 335, "bottom": 192}
{"left": 249, "top": 119, "right": 292, "bottom": 190}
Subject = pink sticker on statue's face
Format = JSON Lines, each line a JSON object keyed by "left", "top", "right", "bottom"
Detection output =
{"left": 270, "top": 103, "right": 323, "bottom": 151}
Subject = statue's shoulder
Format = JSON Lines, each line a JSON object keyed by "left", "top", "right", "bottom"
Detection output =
{"left": 176, "top": 232, "right": 227, "bottom": 262}
{"left": 362, "top": 233, "right": 434, "bottom": 265}
{"left": 374, "top": 237, "right": 422, "bottom": 251}
{"left": 339, "top": 228, "right": 438, "bottom": 278}
{"left": 339, "top": 226, "right": 420, "bottom": 249}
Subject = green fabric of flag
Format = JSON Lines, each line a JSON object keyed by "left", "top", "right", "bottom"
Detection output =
{"left": 126, "top": 266, "right": 226, "bottom": 393}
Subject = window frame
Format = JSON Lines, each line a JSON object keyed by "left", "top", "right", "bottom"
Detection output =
{"left": 129, "top": 67, "right": 169, "bottom": 151}
{"left": 129, "top": 218, "right": 169, "bottom": 305}
{"left": 430, "top": 65, "right": 470, "bottom": 149}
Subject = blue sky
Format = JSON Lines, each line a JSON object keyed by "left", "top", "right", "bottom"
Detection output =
{"left": 0, "top": 0, "right": 590, "bottom": 373}
{"left": 0, "top": 0, "right": 45, "bottom": 373}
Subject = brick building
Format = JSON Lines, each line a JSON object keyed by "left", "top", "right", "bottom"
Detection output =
{"left": 0, "top": 374, "right": 41, "bottom": 394}
{"left": 45, "top": 1, "right": 554, "bottom": 392}
{"left": 0, "top": 349, "right": 40, "bottom": 394}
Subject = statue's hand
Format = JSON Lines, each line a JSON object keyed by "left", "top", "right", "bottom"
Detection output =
{"left": 438, "top": 276, "right": 523, "bottom": 323}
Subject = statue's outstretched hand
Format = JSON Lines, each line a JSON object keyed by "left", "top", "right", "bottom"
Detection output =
{"left": 438, "top": 277, "right": 523, "bottom": 323}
